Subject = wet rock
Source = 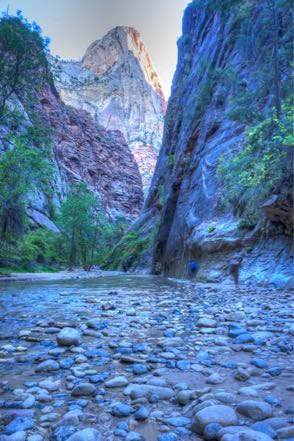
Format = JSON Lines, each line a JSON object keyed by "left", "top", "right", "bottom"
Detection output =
{"left": 57, "top": 328, "right": 81, "bottom": 347}
{"left": 222, "top": 428, "right": 274, "bottom": 441}
{"left": 197, "top": 318, "right": 217, "bottom": 328}
{"left": 276, "top": 426, "right": 294, "bottom": 438}
{"left": 39, "top": 380, "right": 61, "bottom": 391}
{"left": 215, "top": 393, "right": 235, "bottom": 405}
{"left": 4, "top": 417, "right": 34, "bottom": 434}
{"left": 105, "top": 376, "right": 129, "bottom": 388}
{"left": 157, "top": 434, "right": 178, "bottom": 441}
{"left": 124, "top": 384, "right": 174, "bottom": 400}
{"left": 177, "top": 390, "right": 192, "bottom": 405}
{"left": 134, "top": 406, "right": 150, "bottom": 421}
{"left": 250, "top": 359, "right": 268, "bottom": 369}
{"left": 52, "top": 426, "right": 77, "bottom": 441}
{"left": 35, "top": 359, "right": 60, "bottom": 372}
{"left": 164, "top": 417, "right": 191, "bottom": 427}
{"left": 125, "top": 432, "right": 144, "bottom": 441}
{"left": 66, "top": 429, "right": 101, "bottom": 441}
{"left": 71, "top": 383, "right": 96, "bottom": 397}
{"left": 207, "top": 373, "right": 224, "bottom": 384}
{"left": 110, "top": 402, "right": 134, "bottom": 417}
{"left": 203, "top": 422, "right": 222, "bottom": 440}
{"left": 192, "top": 405, "right": 238, "bottom": 434}
{"left": 250, "top": 422, "right": 277, "bottom": 438}
{"left": 236, "top": 401, "right": 273, "bottom": 420}
{"left": 132, "top": 364, "right": 148, "bottom": 375}
{"left": 0, "top": 432, "right": 27, "bottom": 441}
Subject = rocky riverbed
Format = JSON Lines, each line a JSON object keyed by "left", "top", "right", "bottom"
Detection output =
{"left": 0, "top": 275, "right": 293, "bottom": 441}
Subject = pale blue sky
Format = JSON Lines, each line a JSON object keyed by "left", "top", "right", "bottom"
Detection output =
{"left": 0, "top": 0, "right": 189, "bottom": 97}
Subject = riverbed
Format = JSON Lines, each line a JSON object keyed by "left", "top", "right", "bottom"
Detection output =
{"left": 0, "top": 275, "right": 293, "bottom": 440}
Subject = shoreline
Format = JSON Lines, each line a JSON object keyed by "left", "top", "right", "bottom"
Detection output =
{"left": 0, "top": 269, "right": 125, "bottom": 283}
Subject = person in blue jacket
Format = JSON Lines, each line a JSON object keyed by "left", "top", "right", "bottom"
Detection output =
{"left": 188, "top": 260, "right": 199, "bottom": 278}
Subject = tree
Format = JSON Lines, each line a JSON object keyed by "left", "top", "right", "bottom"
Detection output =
{"left": 0, "top": 11, "right": 50, "bottom": 119}
{"left": 57, "top": 183, "right": 102, "bottom": 270}
{"left": 0, "top": 136, "right": 53, "bottom": 264}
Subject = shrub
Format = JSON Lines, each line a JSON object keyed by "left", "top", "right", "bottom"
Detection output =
{"left": 218, "top": 102, "right": 293, "bottom": 225}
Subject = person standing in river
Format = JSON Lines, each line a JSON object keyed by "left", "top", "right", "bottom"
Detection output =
{"left": 188, "top": 260, "right": 199, "bottom": 279}
{"left": 229, "top": 253, "right": 243, "bottom": 286}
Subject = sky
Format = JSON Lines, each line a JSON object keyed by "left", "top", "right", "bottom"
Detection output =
{"left": 0, "top": 0, "right": 190, "bottom": 97}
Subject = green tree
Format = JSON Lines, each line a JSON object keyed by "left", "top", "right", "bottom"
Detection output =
{"left": 0, "top": 11, "right": 50, "bottom": 119}
{"left": 0, "top": 137, "right": 53, "bottom": 264}
{"left": 57, "top": 183, "right": 102, "bottom": 270}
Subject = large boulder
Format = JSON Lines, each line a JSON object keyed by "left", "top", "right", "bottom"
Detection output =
{"left": 192, "top": 405, "right": 238, "bottom": 435}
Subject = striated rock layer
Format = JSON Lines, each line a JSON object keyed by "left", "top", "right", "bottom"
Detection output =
{"left": 1, "top": 83, "right": 143, "bottom": 229}
{"left": 38, "top": 86, "right": 143, "bottom": 219}
{"left": 51, "top": 27, "right": 166, "bottom": 190}
{"left": 133, "top": 3, "right": 293, "bottom": 286}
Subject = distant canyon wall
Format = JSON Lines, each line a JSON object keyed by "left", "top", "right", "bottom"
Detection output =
{"left": 51, "top": 27, "right": 166, "bottom": 191}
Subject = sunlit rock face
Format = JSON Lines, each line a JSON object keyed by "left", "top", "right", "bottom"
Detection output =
{"left": 132, "top": 3, "right": 293, "bottom": 286}
{"left": 51, "top": 27, "right": 166, "bottom": 190}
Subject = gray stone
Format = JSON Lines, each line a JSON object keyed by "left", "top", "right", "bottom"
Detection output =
{"left": 35, "top": 359, "right": 60, "bottom": 372}
{"left": 105, "top": 376, "right": 129, "bottom": 388}
{"left": 71, "top": 383, "right": 96, "bottom": 396}
{"left": 192, "top": 405, "right": 238, "bottom": 434}
{"left": 236, "top": 401, "right": 273, "bottom": 421}
{"left": 124, "top": 383, "right": 174, "bottom": 400}
{"left": 5, "top": 417, "right": 34, "bottom": 435}
{"left": 135, "top": 406, "right": 150, "bottom": 421}
{"left": 66, "top": 429, "right": 101, "bottom": 441}
{"left": 111, "top": 402, "right": 134, "bottom": 417}
{"left": 57, "top": 327, "right": 81, "bottom": 347}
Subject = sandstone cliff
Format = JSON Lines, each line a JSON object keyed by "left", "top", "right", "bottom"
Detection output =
{"left": 51, "top": 27, "right": 166, "bottom": 190}
{"left": 132, "top": 1, "right": 293, "bottom": 287}
{"left": 1, "top": 83, "right": 143, "bottom": 230}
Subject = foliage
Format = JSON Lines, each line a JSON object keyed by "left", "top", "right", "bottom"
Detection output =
{"left": 105, "top": 225, "right": 158, "bottom": 271}
{"left": 19, "top": 228, "right": 57, "bottom": 268}
{"left": 0, "top": 11, "right": 50, "bottom": 119}
{"left": 168, "top": 154, "right": 176, "bottom": 168}
{"left": 217, "top": 102, "right": 293, "bottom": 225}
{"left": 56, "top": 183, "right": 101, "bottom": 270}
{"left": 0, "top": 136, "right": 53, "bottom": 248}
{"left": 55, "top": 183, "right": 128, "bottom": 270}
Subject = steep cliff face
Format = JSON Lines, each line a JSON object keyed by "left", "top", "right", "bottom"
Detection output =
{"left": 136, "top": 2, "right": 293, "bottom": 286}
{"left": 51, "top": 27, "right": 166, "bottom": 190}
{"left": 1, "top": 84, "right": 143, "bottom": 230}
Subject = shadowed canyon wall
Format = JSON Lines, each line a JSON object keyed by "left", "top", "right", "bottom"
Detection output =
{"left": 130, "top": 1, "right": 293, "bottom": 287}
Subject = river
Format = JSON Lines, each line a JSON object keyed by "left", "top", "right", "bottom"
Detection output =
{"left": 0, "top": 275, "right": 293, "bottom": 440}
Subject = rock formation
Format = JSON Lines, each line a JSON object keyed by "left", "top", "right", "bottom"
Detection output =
{"left": 51, "top": 27, "right": 166, "bottom": 190}
{"left": 1, "top": 82, "right": 143, "bottom": 230}
{"left": 38, "top": 86, "right": 143, "bottom": 220}
{"left": 131, "top": 2, "right": 293, "bottom": 286}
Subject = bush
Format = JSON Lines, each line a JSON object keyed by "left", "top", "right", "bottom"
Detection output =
{"left": 218, "top": 102, "right": 293, "bottom": 225}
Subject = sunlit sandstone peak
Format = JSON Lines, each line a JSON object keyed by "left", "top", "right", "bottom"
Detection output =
{"left": 51, "top": 26, "right": 166, "bottom": 190}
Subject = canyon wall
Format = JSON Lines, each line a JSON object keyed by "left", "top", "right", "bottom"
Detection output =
{"left": 51, "top": 27, "right": 166, "bottom": 190}
{"left": 133, "top": 1, "right": 293, "bottom": 287}
{"left": 1, "top": 82, "right": 143, "bottom": 231}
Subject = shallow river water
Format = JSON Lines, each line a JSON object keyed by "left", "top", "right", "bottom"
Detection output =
{"left": 0, "top": 275, "right": 293, "bottom": 441}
